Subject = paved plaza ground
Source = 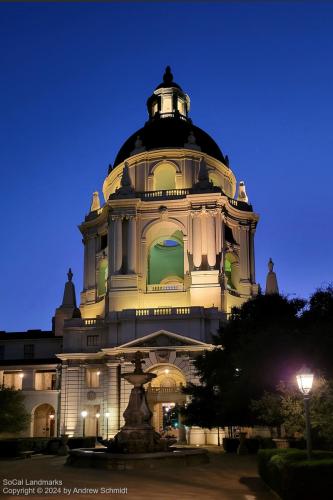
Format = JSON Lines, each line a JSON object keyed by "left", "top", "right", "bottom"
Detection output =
{"left": 0, "top": 447, "right": 275, "bottom": 500}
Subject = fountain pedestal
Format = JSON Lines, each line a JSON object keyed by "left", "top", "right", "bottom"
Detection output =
{"left": 109, "top": 352, "right": 166, "bottom": 453}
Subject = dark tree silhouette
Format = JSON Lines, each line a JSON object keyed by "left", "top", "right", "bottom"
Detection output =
{"left": 0, "top": 387, "right": 30, "bottom": 433}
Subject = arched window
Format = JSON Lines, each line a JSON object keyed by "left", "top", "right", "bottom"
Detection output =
{"left": 148, "top": 231, "right": 184, "bottom": 285}
{"left": 209, "top": 172, "right": 220, "bottom": 187}
{"left": 225, "top": 253, "right": 238, "bottom": 290}
{"left": 153, "top": 163, "right": 176, "bottom": 190}
{"left": 97, "top": 259, "right": 108, "bottom": 297}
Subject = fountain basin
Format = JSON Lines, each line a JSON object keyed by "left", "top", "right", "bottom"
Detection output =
{"left": 122, "top": 372, "right": 156, "bottom": 387}
{"left": 66, "top": 447, "right": 209, "bottom": 470}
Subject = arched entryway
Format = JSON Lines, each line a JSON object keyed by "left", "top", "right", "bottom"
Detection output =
{"left": 146, "top": 364, "right": 187, "bottom": 442}
{"left": 33, "top": 404, "right": 55, "bottom": 437}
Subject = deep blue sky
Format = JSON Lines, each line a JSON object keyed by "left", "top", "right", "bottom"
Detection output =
{"left": 1, "top": 2, "right": 332, "bottom": 331}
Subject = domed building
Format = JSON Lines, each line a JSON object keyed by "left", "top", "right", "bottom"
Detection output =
{"left": 53, "top": 67, "right": 259, "bottom": 443}
{"left": 0, "top": 68, "right": 260, "bottom": 444}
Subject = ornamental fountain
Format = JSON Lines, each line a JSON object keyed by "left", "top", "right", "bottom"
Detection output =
{"left": 66, "top": 351, "right": 208, "bottom": 469}
{"left": 107, "top": 351, "right": 165, "bottom": 454}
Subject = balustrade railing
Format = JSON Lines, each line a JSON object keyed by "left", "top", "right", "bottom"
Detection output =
{"left": 64, "top": 318, "right": 105, "bottom": 327}
{"left": 147, "top": 283, "right": 184, "bottom": 292}
{"left": 138, "top": 188, "right": 190, "bottom": 200}
{"left": 135, "top": 307, "right": 191, "bottom": 317}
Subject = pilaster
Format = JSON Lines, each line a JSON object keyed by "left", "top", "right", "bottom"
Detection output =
{"left": 239, "top": 224, "right": 251, "bottom": 287}
{"left": 127, "top": 216, "right": 137, "bottom": 273}
{"left": 206, "top": 211, "right": 216, "bottom": 269}
{"left": 192, "top": 212, "right": 202, "bottom": 270}
{"left": 106, "top": 363, "right": 121, "bottom": 437}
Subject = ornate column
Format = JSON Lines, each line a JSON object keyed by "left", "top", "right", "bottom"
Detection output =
{"left": 250, "top": 223, "right": 256, "bottom": 283}
{"left": 106, "top": 363, "right": 120, "bottom": 437}
{"left": 175, "top": 172, "right": 182, "bottom": 189}
{"left": 192, "top": 213, "right": 202, "bottom": 270}
{"left": 220, "top": 213, "right": 226, "bottom": 272}
{"left": 201, "top": 209, "right": 208, "bottom": 257}
{"left": 108, "top": 215, "right": 115, "bottom": 275}
{"left": 215, "top": 210, "right": 221, "bottom": 256}
{"left": 183, "top": 236, "right": 189, "bottom": 274}
{"left": 140, "top": 237, "right": 148, "bottom": 288}
{"left": 207, "top": 211, "right": 216, "bottom": 269}
{"left": 83, "top": 238, "right": 88, "bottom": 290}
{"left": 239, "top": 224, "right": 250, "bottom": 282}
{"left": 127, "top": 216, "right": 137, "bottom": 273}
{"left": 86, "top": 236, "right": 97, "bottom": 288}
{"left": 147, "top": 174, "right": 154, "bottom": 191}
{"left": 114, "top": 216, "right": 123, "bottom": 274}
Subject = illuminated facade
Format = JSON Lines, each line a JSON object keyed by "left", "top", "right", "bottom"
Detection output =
{"left": 0, "top": 68, "right": 259, "bottom": 444}
{"left": 54, "top": 67, "right": 259, "bottom": 443}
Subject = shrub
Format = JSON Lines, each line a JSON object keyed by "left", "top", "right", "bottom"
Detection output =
{"left": 0, "top": 437, "right": 50, "bottom": 457}
{"left": 288, "top": 438, "right": 306, "bottom": 449}
{"left": 0, "top": 440, "right": 23, "bottom": 457}
{"left": 258, "top": 437, "right": 276, "bottom": 449}
{"left": 244, "top": 438, "right": 260, "bottom": 454}
{"left": 258, "top": 448, "right": 333, "bottom": 499}
{"left": 222, "top": 438, "right": 239, "bottom": 453}
{"left": 45, "top": 439, "right": 61, "bottom": 454}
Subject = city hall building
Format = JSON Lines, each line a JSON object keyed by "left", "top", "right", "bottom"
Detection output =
{"left": 0, "top": 68, "right": 261, "bottom": 444}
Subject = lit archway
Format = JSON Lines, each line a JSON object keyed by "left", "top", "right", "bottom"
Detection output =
{"left": 146, "top": 364, "right": 187, "bottom": 438}
{"left": 148, "top": 232, "right": 184, "bottom": 285}
{"left": 33, "top": 404, "right": 55, "bottom": 437}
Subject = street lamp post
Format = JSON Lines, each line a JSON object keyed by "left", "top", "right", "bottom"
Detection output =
{"left": 105, "top": 412, "right": 110, "bottom": 440}
{"left": 49, "top": 413, "right": 55, "bottom": 438}
{"left": 95, "top": 412, "right": 100, "bottom": 438}
{"left": 296, "top": 367, "right": 314, "bottom": 460}
{"left": 81, "top": 410, "right": 87, "bottom": 437}
{"left": 213, "top": 385, "right": 221, "bottom": 446}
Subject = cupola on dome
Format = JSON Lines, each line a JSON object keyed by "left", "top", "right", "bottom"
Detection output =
{"left": 113, "top": 67, "right": 227, "bottom": 168}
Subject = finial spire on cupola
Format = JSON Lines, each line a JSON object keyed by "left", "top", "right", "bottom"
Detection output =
{"left": 147, "top": 66, "right": 190, "bottom": 120}
{"left": 265, "top": 258, "right": 279, "bottom": 295}
{"left": 90, "top": 191, "right": 101, "bottom": 212}
{"left": 163, "top": 65, "right": 173, "bottom": 85}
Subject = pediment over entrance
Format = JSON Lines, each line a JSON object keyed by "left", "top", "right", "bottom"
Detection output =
{"left": 102, "top": 330, "right": 214, "bottom": 355}
{"left": 119, "top": 330, "right": 209, "bottom": 348}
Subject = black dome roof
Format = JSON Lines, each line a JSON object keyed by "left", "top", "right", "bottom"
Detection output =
{"left": 113, "top": 117, "right": 226, "bottom": 167}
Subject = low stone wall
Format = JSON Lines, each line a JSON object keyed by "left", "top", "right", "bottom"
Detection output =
{"left": 187, "top": 427, "right": 225, "bottom": 446}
